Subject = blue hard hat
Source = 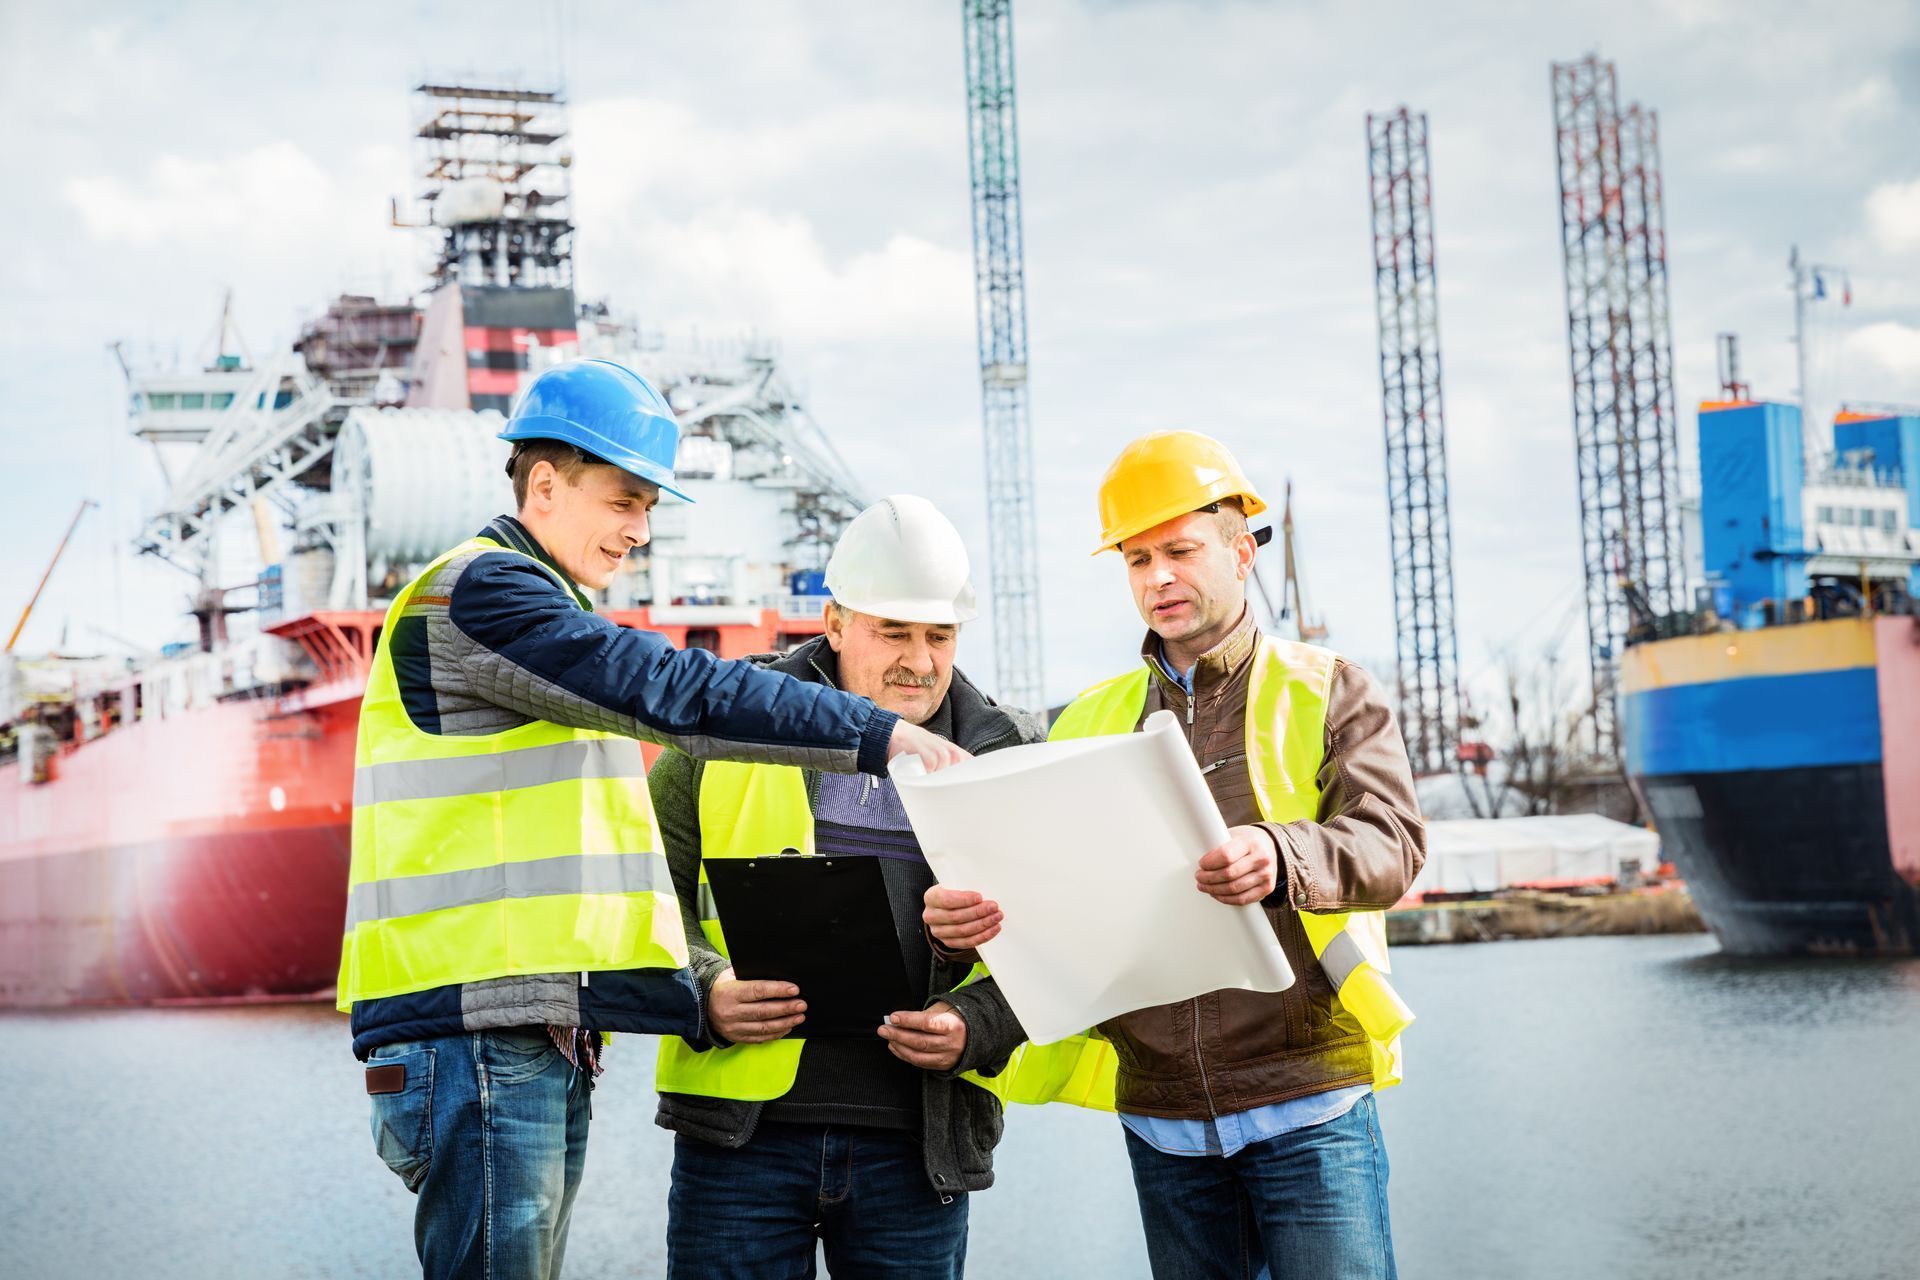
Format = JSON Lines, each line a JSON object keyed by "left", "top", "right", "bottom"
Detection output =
{"left": 498, "top": 358, "right": 694, "bottom": 502}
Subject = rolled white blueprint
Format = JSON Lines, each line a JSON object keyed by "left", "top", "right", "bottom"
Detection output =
{"left": 890, "top": 709, "right": 1293, "bottom": 1044}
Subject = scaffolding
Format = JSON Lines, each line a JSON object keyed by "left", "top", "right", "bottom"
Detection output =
{"left": 293, "top": 295, "right": 421, "bottom": 403}
{"left": 1551, "top": 55, "right": 1684, "bottom": 756}
{"left": 1367, "top": 107, "right": 1462, "bottom": 777}
{"left": 408, "top": 83, "right": 574, "bottom": 290}
{"left": 961, "top": 0, "right": 1045, "bottom": 711}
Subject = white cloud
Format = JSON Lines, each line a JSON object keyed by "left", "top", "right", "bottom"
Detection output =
{"left": 1864, "top": 178, "right": 1920, "bottom": 256}
{"left": 592, "top": 203, "right": 974, "bottom": 347}
{"left": 1845, "top": 321, "right": 1920, "bottom": 393}
{"left": 1833, "top": 74, "right": 1899, "bottom": 123}
{"left": 572, "top": 97, "right": 949, "bottom": 212}
{"left": 62, "top": 141, "right": 408, "bottom": 263}
{"left": 66, "top": 143, "right": 329, "bottom": 245}
{"left": 1707, "top": 141, "right": 1791, "bottom": 176}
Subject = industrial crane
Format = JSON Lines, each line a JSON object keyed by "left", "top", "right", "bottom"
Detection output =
{"left": 961, "top": 0, "right": 1045, "bottom": 710}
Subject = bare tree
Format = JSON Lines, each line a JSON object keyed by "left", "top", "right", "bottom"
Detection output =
{"left": 1462, "top": 646, "right": 1595, "bottom": 817}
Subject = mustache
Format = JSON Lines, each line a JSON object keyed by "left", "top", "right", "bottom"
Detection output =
{"left": 885, "top": 668, "right": 937, "bottom": 690}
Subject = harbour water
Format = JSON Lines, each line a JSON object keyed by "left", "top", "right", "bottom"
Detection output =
{"left": 4, "top": 933, "right": 1916, "bottom": 1279}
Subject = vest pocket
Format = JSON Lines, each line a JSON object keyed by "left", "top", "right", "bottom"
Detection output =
{"left": 368, "top": 1045, "right": 435, "bottom": 1192}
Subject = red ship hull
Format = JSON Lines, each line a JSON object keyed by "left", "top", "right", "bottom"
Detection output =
{"left": 0, "top": 606, "right": 825, "bottom": 1007}
{"left": 0, "top": 691, "right": 358, "bottom": 1005}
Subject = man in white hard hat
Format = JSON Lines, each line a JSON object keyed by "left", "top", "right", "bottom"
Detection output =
{"left": 647, "top": 495, "right": 1041, "bottom": 1278}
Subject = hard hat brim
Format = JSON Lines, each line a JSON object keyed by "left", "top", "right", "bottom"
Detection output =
{"left": 831, "top": 597, "right": 979, "bottom": 625}
{"left": 1092, "top": 489, "right": 1269, "bottom": 554}
{"left": 499, "top": 416, "right": 696, "bottom": 503}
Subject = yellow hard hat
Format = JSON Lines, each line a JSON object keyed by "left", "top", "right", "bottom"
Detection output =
{"left": 1092, "top": 431, "right": 1268, "bottom": 554}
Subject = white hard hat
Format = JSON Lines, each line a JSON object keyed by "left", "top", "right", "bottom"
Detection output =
{"left": 824, "top": 495, "right": 978, "bottom": 625}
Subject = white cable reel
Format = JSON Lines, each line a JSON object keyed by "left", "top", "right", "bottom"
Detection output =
{"left": 823, "top": 495, "right": 979, "bottom": 625}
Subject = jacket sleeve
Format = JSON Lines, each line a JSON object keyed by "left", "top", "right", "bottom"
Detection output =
{"left": 1258, "top": 659, "right": 1427, "bottom": 912}
{"left": 447, "top": 553, "right": 898, "bottom": 774}
{"left": 650, "top": 747, "right": 733, "bottom": 1046}
{"left": 938, "top": 975, "right": 1026, "bottom": 1079}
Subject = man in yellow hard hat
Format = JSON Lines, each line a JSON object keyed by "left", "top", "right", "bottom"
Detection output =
{"left": 924, "top": 431, "right": 1426, "bottom": 1279}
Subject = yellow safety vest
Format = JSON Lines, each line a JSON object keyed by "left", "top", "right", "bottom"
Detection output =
{"left": 337, "top": 537, "right": 688, "bottom": 1010}
{"left": 1045, "top": 633, "right": 1412, "bottom": 1092}
{"left": 656, "top": 760, "right": 1114, "bottom": 1110}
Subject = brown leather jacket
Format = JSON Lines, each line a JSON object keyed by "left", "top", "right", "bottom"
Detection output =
{"left": 1101, "top": 606, "right": 1426, "bottom": 1118}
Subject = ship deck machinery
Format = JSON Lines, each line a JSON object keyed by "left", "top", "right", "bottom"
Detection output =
{"left": 0, "top": 81, "right": 868, "bottom": 1007}
{"left": 0, "top": 345, "right": 852, "bottom": 1007}
{"left": 1622, "top": 402, "right": 1920, "bottom": 955}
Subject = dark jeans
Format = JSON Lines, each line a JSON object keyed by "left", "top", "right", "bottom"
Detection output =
{"left": 367, "top": 1029, "right": 590, "bottom": 1280}
{"left": 1123, "top": 1093, "right": 1397, "bottom": 1280}
{"left": 667, "top": 1121, "right": 968, "bottom": 1279}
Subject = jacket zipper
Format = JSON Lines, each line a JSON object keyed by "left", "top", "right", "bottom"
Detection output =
{"left": 1176, "top": 677, "right": 1219, "bottom": 1120}
{"left": 1193, "top": 1003, "right": 1216, "bottom": 1119}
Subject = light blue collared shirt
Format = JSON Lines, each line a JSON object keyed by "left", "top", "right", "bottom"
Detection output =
{"left": 1120, "top": 1085, "right": 1370, "bottom": 1158}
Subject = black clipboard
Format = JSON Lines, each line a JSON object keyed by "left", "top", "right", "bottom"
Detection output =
{"left": 702, "top": 856, "right": 915, "bottom": 1038}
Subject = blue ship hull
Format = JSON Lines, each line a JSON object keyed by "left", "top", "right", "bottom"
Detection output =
{"left": 1622, "top": 619, "right": 1919, "bottom": 955}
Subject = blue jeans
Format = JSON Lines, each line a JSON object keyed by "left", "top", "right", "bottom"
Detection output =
{"left": 666, "top": 1122, "right": 968, "bottom": 1279}
{"left": 367, "top": 1030, "right": 591, "bottom": 1280}
{"left": 1123, "top": 1093, "right": 1396, "bottom": 1280}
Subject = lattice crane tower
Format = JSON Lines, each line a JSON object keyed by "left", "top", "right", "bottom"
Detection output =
{"left": 1367, "top": 107, "right": 1463, "bottom": 777}
{"left": 1551, "top": 54, "right": 1684, "bottom": 757}
{"left": 961, "top": 0, "right": 1045, "bottom": 710}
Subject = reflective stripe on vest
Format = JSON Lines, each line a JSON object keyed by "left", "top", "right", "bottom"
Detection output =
{"left": 1045, "top": 634, "right": 1412, "bottom": 1095}
{"left": 656, "top": 759, "right": 1107, "bottom": 1108}
{"left": 336, "top": 537, "right": 687, "bottom": 1011}
{"left": 352, "top": 738, "right": 649, "bottom": 806}
{"left": 343, "top": 851, "right": 671, "bottom": 930}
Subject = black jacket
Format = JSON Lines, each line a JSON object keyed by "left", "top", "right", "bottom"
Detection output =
{"left": 649, "top": 637, "right": 1042, "bottom": 1194}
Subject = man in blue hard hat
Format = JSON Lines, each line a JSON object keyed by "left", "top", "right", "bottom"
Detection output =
{"left": 342, "top": 358, "right": 968, "bottom": 1280}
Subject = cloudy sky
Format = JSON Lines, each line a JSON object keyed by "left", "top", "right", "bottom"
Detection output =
{"left": 3, "top": 0, "right": 1917, "bottom": 715}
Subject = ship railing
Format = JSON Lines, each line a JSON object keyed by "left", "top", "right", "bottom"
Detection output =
{"left": 266, "top": 611, "right": 383, "bottom": 711}
{"left": 1635, "top": 587, "right": 1919, "bottom": 647}
{"left": 775, "top": 594, "right": 833, "bottom": 621}
{"left": 1807, "top": 462, "right": 1902, "bottom": 490}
